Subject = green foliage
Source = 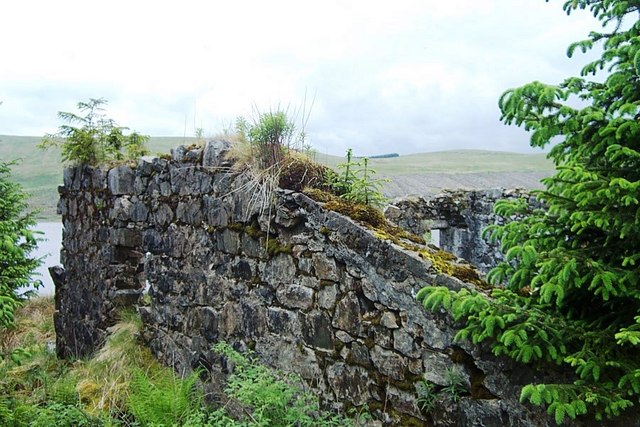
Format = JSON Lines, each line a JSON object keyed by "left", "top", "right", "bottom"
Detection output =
{"left": 234, "top": 109, "right": 305, "bottom": 170}
{"left": 128, "top": 367, "right": 202, "bottom": 426}
{"left": 30, "top": 403, "right": 102, "bottom": 427}
{"left": 328, "top": 149, "right": 389, "bottom": 208}
{"left": 212, "top": 342, "right": 364, "bottom": 426}
{"left": 0, "top": 162, "right": 41, "bottom": 329}
{"left": 415, "top": 380, "right": 438, "bottom": 414}
{"left": 419, "top": 1, "right": 640, "bottom": 423}
{"left": 441, "top": 367, "right": 467, "bottom": 403}
{"left": 39, "top": 98, "right": 149, "bottom": 166}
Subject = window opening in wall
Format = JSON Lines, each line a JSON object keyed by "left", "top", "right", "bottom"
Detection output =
{"left": 431, "top": 229, "right": 440, "bottom": 247}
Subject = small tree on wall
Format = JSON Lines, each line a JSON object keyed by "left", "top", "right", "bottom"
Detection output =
{"left": 418, "top": 0, "right": 640, "bottom": 424}
{"left": 40, "top": 98, "right": 150, "bottom": 166}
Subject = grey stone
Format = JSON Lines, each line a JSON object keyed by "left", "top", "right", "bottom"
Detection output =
{"left": 108, "top": 165, "right": 136, "bottom": 195}
{"left": 297, "top": 257, "right": 313, "bottom": 274}
{"left": 110, "top": 197, "right": 133, "bottom": 221}
{"left": 153, "top": 204, "right": 174, "bottom": 227}
{"left": 131, "top": 200, "right": 149, "bottom": 222}
{"left": 370, "top": 345, "right": 405, "bottom": 381}
{"left": 203, "top": 195, "right": 229, "bottom": 227}
{"left": 202, "top": 139, "right": 231, "bottom": 167}
{"left": 317, "top": 284, "right": 337, "bottom": 309}
{"left": 263, "top": 254, "right": 296, "bottom": 283}
{"left": 393, "top": 329, "right": 421, "bottom": 358}
{"left": 312, "top": 254, "right": 340, "bottom": 282}
{"left": 381, "top": 311, "right": 400, "bottom": 329}
{"left": 332, "top": 292, "right": 361, "bottom": 336}
{"left": 267, "top": 307, "right": 301, "bottom": 335}
{"left": 137, "top": 156, "right": 156, "bottom": 177}
{"left": 177, "top": 199, "right": 203, "bottom": 225}
{"left": 171, "top": 145, "right": 187, "bottom": 162}
{"left": 302, "top": 310, "right": 334, "bottom": 351}
{"left": 335, "top": 330, "right": 355, "bottom": 343}
{"left": 326, "top": 363, "right": 373, "bottom": 406}
{"left": 275, "top": 284, "right": 314, "bottom": 310}
{"left": 109, "top": 228, "right": 141, "bottom": 247}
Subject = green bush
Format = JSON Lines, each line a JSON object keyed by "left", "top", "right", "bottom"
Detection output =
{"left": 0, "top": 161, "right": 41, "bottom": 329}
{"left": 128, "top": 367, "right": 202, "bottom": 426}
{"left": 213, "top": 342, "right": 366, "bottom": 426}
{"left": 418, "top": 0, "right": 640, "bottom": 424}
{"left": 39, "top": 98, "right": 149, "bottom": 166}
{"left": 234, "top": 110, "right": 305, "bottom": 171}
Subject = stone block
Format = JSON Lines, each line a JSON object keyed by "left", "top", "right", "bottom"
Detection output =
{"left": 312, "top": 254, "right": 340, "bottom": 282}
{"left": 177, "top": 199, "right": 203, "bottom": 225}
{"left": 109, "top": 228, "right": 141, "bottom": 247}
{"left": 302, "top": 310, "right": 334, "bottom": 351}
{"left": 370, "top": 345, "right": 405, "bottom": 381}
{"left": 267, "top": 307, "right": 301, "bottom": 335}
{"left": 137, "top": 156, "right": 156, "bottom": 177}
{"left": 317, "top": 284, "right": 337, "bottom": 309}
{"left": 326, "top": 363, "right": 373, "bottom": 406}
{"left": 202, "top": 139, "right": 231, "bottom": 167}
{"left": 332, "top": 292, "right": 362, "bottom": 336}
{"left": 263, "top": 254, "right": 296, "bottom": 283}
{"left": 276, "top": 284, "right": 314, "bottom": 310}
{"left": 108, "top": 165, "right": 136, "bottom": 195}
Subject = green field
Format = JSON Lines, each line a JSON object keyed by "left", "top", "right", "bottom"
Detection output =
{"left": 1, "top": 135, "right": 554, "bottom": 220}
{"left": 315, "top": 149, "right": 553, "bottom": 175}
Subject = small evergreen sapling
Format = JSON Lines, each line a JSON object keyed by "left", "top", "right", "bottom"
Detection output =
{"left": 39, "top": 98, "right": 150, "bottom": 166}
{"left": 330, "top": 149, "right": 389, "bottom": 208}
{"left": 0, "top": 162, "right": 41, "bottom": 329}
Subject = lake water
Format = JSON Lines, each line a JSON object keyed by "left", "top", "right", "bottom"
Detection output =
{"left": 29, "top": 222, "right": 63, "bottom": 296}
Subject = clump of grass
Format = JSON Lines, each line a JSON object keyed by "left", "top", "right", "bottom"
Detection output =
{"left": 72, "top": 309, "right": 158, "bottom": 416}
{"left": 0, "top": 296, "right": 55, "bottom": 355}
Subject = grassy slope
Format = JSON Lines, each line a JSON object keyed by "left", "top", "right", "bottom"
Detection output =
{"left": 1, "top": 135, "right": 554, "bottom": 220}
{"left": 315, "top": 149, "right": 553, "bottom": 175}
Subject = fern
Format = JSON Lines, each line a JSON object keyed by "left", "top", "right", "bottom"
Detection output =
{"left": 128, "top": 367, "right": 202, "bottom": 426}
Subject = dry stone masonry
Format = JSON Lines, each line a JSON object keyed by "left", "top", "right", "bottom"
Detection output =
{"left": 385, "top": 190, "right": 541, "bottom": 273}
{"left": 54, "top": 141, "right": 600, "bottom": 426}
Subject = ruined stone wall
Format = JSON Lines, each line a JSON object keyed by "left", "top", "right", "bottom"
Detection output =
{"left": 54, "top": 142, "right": 565, "bottom": 426}
{"left": 385, "top": 190, "right": 541, "bottom": 273}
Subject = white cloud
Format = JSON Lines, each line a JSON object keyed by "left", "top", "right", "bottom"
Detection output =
{"left": 0, "top": 0, "right": 603, "bottom": 155}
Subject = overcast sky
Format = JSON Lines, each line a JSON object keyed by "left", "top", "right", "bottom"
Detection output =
{"left": 0, "top": 1, "right": 602, "bottom": 156}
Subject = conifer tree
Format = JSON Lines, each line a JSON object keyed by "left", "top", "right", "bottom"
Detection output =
{"left": 418, "top": 1, "right": 640, "bottom": 423}
{"left": 0, "top": 162, "right": 41, "bottom": 328}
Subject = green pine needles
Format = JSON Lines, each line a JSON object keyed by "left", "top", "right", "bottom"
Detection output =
{"left": 0, "top": 161, "right": 41, "bottom": 329}
{"left": 39, "top": 98, "right": 150, "bottom": 166}
{"left": 328, "top": 148, "right": 388, "bottom": 208}
{"left": 418, "top": 0, "right": 640, "bottom": 424}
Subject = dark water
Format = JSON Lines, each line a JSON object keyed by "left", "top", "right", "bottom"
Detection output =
{"left": 29, "top": 222, "right": 62, "bottom": 296}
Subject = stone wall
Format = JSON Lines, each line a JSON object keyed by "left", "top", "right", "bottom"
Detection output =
{"left": 385, "top": 190, "right": 540, "bottom": 273}
{"left": 54, "top": 142, "right": 587, "bottom": 426}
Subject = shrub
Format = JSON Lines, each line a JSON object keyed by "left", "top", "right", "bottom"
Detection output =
{"left": 212, "top": 342, "right": 363, "bottom": 426}
{"left": 0, "top": 161, "right": 42, "bottom": 330}
{"left": 39, "top": 98, "right": 149, "bottom": 166}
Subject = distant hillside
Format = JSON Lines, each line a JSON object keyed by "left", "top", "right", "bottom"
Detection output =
{"left": 1, "top": 135, "right": 554, "bottom": 220}
{"left": 1, "top": 135, "right": 197, "bottom": 220}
